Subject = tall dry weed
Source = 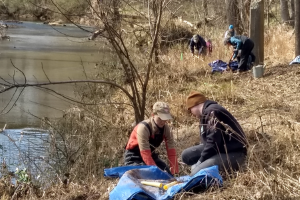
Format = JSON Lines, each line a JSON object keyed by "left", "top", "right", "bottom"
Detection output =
{"left": 147, "top": 23, "right": 300, "bottom": 199}
{"left": 10, "top": 9, "right": 300, "bottom": 200}
{"left": 32, "top": 25, "right": 299, "bottom": 199}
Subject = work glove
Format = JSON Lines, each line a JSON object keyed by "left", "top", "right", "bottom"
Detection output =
{"left": 191, "top": 160, "right": 202, "bottom": 172}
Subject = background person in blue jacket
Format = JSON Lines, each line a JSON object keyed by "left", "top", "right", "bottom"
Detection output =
{"left": 224, "top": 35, "right": 255, "bottom": 72}
{"left": 224, "top": 24, "right": 236, "bottom": 39}
{"left": 189, "top": 34, "right": 207, "bottom": 57}
{"left": 181, "top": 91, "right": 248, "bottom": 176}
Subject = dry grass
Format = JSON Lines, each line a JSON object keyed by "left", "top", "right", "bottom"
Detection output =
{"left": 51, "top": 25, "right": 300, "bottom": 199}
{"left": 164, "top": 25, "right": 300, "bottom": 199}
{"left": 139, "top": 24, "right": 300, "bottom": 200}
{"left": 2, "top": 22, "right": 300, "bottom": 200}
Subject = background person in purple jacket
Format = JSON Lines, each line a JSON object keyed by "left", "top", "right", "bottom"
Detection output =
{"left": 189, "top": 34, "right": 207, "bottom": 57}
{"left": 181, "top": 91, "right": 248, "bottom": 176}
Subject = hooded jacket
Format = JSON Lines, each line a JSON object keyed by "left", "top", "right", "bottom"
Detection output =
{"left": 199, "top": 100, "right": 247, "bottom": 162}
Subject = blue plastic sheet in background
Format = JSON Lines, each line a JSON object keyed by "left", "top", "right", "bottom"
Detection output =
{"left": 106, "top": 165, "right": 222, "bottom": 200}
{"left": 290, "top": 55, "right": 300, "bottom": 65}
{"left": 208, "top": 60, "right": 238, "bottom": 73}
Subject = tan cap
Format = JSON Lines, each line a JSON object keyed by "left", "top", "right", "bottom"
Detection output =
{"left": 186, "top": 91, "right": 207, "bottom": 110}
{"left": 153, "top": 102, "right": 173, "bottom": 120}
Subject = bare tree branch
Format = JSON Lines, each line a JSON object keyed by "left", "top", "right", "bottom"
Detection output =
{"left": 41, "top": 63, "right": 51, "bottom": 83}
{"left": 0, "top": 87, "right": 25, "bottom": 115}
{"left": 0, "top": 79, "right": 133, "bottom": 99}
{"left": 0, "top": 75, "right": 13, "bottom": 85}
{"left": 0, "top": 88, "right": 18, "bottom": 114}
{"left": 11, "top": 59, "right": 27, "bottom": 84}
{"left": 35, "top": 0, "right": 168, "bottom": 123}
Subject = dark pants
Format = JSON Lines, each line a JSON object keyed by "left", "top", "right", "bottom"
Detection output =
{"left": 124, "top": 149, "right": 172, "bottom": 175}
{"left": 250, "top": 52, "right": 256, "bottom": 63}
{"left": 195, "top": 46, "right": 207, "bottom": 56}
{"left": 237, "top": 51, "right": 256, "bottom": 70}
{"left": 181, "top": 144, "right": 247, "bottom": 176}
{"left": 238, "top": 39, "right": 254, "bottom": 71}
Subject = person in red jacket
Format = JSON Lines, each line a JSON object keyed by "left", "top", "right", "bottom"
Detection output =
{"left": 124, "top": 102, "right": 179, "bottom": 175}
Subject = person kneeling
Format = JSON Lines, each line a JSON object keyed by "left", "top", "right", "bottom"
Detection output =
{"left": 124, "top": 102, "right": 179, "bottom": 175}
{"left": 189, "top": 34, "right": 208, "bottom": 58}
{"left": 181, "top": 91, "right": 248, "bottom": 176}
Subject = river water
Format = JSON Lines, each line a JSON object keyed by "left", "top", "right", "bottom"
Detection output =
{"left": 0, "top": 21, "right": 104, "bottom": 181}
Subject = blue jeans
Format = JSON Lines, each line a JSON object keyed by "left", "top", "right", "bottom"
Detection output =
{"left": 181, "top": 144, "right": 247, "bottom": 176}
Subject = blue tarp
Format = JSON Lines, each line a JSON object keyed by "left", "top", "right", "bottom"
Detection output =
{"left": 104, "top": 165, "right": 152, "bottom": 178}
{"left": 290, "top": 55, "right": 300, "bottom": 65}
{"left": 208, "top": 60, "right": 239, "bottom": 72}
{"left": 105, "top": 165, "right": 223, "bottom": 200}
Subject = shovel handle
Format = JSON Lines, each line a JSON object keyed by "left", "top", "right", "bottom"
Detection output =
{"left": 163, "top": 181, "right": 179, "bottom": 190}
{"left": 227, "top": 52, "right": 235, "bottom": 71}
{"left": 141, "top": 181, "right": 163, "bottom": 188}
{"left": 229, "top": 51, "right": 235, "bottom": 61}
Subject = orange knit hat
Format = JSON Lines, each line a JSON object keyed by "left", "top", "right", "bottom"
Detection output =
{"left": 186, "top": 91, "right": 207, "bottom": 110}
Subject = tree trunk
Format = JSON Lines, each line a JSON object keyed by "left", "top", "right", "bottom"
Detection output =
{"left": 226, "top": 0, "right": 246, "bottom": 34}
{"left": 290, "top": 0, "right": 295, "bottom": 26}
{"left": 150, "top": 0, "right": 161, "bottom": 64}
{"left": 202, "top": 0, "right": 208, "bottom": 36}
{"left": 239, "top": 0, "right": 251, "bottom": 35}
{"left": 295, "top": 0, "right": 300, "bottom": 56}
{"left": 111, "top": 0, "right": 121, "bottom": 32}
{"left": 202, "top": 0, "right": 208, "bottom": 21}
{"left": 249, "top": 0, "right": 264, "bottom": 65}
{"left": 280, "top": 0, "right": 290, "bottom": 23}
{"left": 267, "top": 0, "right": 270, "bottom": 27}
{"left": 226, "top": 0, "right": 239, "bottom": 29}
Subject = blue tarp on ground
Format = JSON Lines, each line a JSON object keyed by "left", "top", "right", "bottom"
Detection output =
{"left": 208, "top": 60, "right": 239, "bottom": 72}
{"left": 105, "top": 165, "right": 223, "bottom": 200}
{"left": 104, "top": 165, "right": 152, "bottom": 178}
{"left": 290, "top": 55, "right": 300, "bottom": 65}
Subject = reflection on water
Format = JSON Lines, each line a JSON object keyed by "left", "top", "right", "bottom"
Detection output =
{"left": 0, "top": 21, "right": 107, "bottom": 182}
{"left": 0, "top": 128, "right": 50, "bottom": 182}
{"left": 0, "top": 21, "right": 106, "bottom": 127}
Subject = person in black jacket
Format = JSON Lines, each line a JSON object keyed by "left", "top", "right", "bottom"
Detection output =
{"left": 189, "top": 34, "right": 207, "bottom": 57}
{"left": 181, "top": 91, "right": 248, "bottom": 176}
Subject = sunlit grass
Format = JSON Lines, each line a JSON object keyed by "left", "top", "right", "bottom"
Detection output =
{"left": 1, "top": 9, "right": 300, "bottom": 200}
